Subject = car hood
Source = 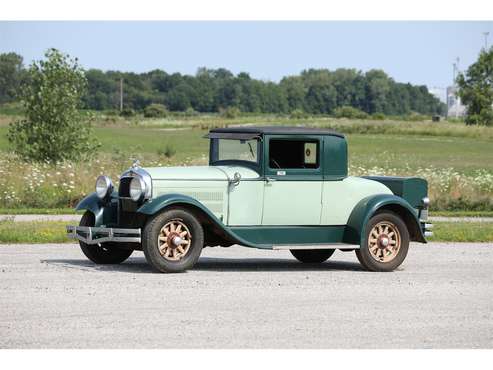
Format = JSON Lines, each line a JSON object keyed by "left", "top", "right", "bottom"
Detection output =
{"left": 142, "top": 165, "right": 260, "bottom": 181}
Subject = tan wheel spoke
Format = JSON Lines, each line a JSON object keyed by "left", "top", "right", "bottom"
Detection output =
{"left": 368, "top": 221, "right": 401, "bottom": 264}
{"left": 158, "top": 219, "right": 193, "bottom": 261}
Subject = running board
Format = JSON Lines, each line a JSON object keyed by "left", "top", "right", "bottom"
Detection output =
{"left": 272, "top": 243, "right": 359, "bottom": 250}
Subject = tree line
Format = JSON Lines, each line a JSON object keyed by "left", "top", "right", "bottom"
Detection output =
{"left": 1, "top": 52, "right": 445, "bottom": 116}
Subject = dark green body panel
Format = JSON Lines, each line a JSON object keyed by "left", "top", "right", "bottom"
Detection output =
{"left": 363, "top": 176, "right": 427, "bottom": 208}
{"left": 344, "top": 193, "right": 426, "bottom": 245}
{"left": 75, "top": 192, "right": 118, "bottom": 227}
{"left": 230, "top": 225, "right": 347, "bottom": 246}
{"left": 323, "top": 135, "right": 348, "bottom": 180}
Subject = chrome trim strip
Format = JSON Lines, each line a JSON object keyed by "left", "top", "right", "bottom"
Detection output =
{"left": 425, "top": 223, "right": 433, "bottom": 229}
{"left": 66, "top": 225, "right": 141, "bottom": 245}
{"left": 424, "top": 231, "right": 433, "bottom": 237}
{"left": 273, "top": 243, "right": 359, "bottom": 250}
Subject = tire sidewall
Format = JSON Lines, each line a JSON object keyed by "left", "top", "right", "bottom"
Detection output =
{"left": 357, "top": 211, "right": 410, "bottom": 272}
{"left": 143, "top": 208, "right": 204, "bottom": 273}
{"left": 290, "top": 249, "right": 335, "bottom": 263}
{"left": 78, "top": 211, "right": 133, "bottom": 264}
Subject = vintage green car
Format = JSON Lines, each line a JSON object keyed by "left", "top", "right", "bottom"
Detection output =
{"left": 67, "top": 126, "right": 432, "bottom": 272}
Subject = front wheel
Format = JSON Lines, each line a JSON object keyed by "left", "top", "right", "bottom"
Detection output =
{"left": 78, "top": 211, "right": 134, "bottom": 264}
{"left": 290, "top": 249, "right": 335, "bottom": 263}
{"left": 142, "top": 208, "right": 204, "bottom": 273}
{"left": 355, "top": 211, "right": 410, "bottom": 272}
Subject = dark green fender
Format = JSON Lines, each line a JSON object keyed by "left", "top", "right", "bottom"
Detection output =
{"left": 136, "top": 193, "right": 268, "bottom": 248}
{"left": 75, "top": 191, "right": 118, "bottom": 227}
{"left": 344, "top": 193, "right": 426, "bottom": 245}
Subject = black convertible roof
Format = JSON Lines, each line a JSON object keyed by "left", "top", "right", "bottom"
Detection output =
{"left": 207, "top": 125, "right": 345, "bottom": 139}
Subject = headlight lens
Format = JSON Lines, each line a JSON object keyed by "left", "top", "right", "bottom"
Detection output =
{"left": 422, "top": 197, "right": 430, "bottom": 209}
{"left": 95, "top": 175, "right": 113, "bottom": 199}
{"left": 129, "top": 176, "right": 145, "bottom": 201}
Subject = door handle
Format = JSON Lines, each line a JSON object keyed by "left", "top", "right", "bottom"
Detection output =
{"left": 266, "top": 177, "right": 277, "bottom": 183}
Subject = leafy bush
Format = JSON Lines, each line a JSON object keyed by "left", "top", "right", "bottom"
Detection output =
{"left": 333, "top": 106, "right": 368, "bottom": 119}
{"left": 120, "top": 107, "right": 136, "bottom": 117}
{"left": 7, "top": 48, "right": 99, "bottom": 163}
{"left": 157, "top": 144, "right": 176, "bottom": 158}
{"left": 371, "top": 112, "right": 386, "bottom": 120}
{"left": 144, "top": 103, "right": 168, "bottom": 118}
{"left": 289, "top": 109, "right": 309, "bottom": 119}
{"left": 220, "top": 106, "right": 241, "bottom": 119}
{"left": 184, "top": 107, "right": 199, "bottom": 117}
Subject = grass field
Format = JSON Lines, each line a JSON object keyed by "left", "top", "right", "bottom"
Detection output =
{"left": 0, "top": 114, "right": 492, "bottom": 211}
{"left": 0, "top": 220, "right": 491, "bottom": 244}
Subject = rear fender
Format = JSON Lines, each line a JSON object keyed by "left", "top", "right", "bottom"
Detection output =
{"left": 344, "top": 194, "right": 426, "bottom": 245}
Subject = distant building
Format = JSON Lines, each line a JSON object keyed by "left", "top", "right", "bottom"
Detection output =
{"left": 428, "top": 87, "right": 446, "bottom": 104}
{"left": 446, "top": 85, "right": 466, "bottom": 118}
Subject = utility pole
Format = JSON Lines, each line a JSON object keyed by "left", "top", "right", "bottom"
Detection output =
{"left": 119, "top": 78, "right": 123, "bottom": 111}
{"left": 483, "top": 32, "right": 490, "bottom": 50}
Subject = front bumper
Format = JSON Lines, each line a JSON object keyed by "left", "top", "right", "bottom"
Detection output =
{"left": 66, "top": 225, "right": 141, "bottom": 245}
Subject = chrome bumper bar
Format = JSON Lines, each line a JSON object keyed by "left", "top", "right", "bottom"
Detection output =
{"left": 66, "top": 225, "right": 141, "bottom": 245}
{"left": 423, "top": 222, "right": 433, "bottom": 238}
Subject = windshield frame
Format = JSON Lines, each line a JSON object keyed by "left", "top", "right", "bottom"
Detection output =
{"left": 209, "top": 137, "right": 263, "bottom": 174}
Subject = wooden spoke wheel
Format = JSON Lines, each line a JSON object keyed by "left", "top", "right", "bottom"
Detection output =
{"left": 158, "top": 219, "right": 192, "bottom": 261}
{"left": 355, "top": 211, "right": 410, "bottom": 272}
{"left": 367, "top": 221, "right": 401, "bottom": 263}
{"left": 143, "top": 208, "right": 204, "bottom": 273}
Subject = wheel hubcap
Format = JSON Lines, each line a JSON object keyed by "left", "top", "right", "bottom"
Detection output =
{"left": 368, "top": 221, "right": 401, "bottom": 263}
{"left": 158, "top": 219, "right": 192, "bottom": 261}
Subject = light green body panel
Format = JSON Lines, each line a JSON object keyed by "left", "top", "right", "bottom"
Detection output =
{"left": 262, "top": 181, "right": 323, "bottom": 225}
{"left": 321, "top": 177, "right": 393, "bottom": 225}
{"left": 143, "top": 165, "right": 260, "bottom": 224}
{"left": 143, "top": 166, "right": 394, "bottom": 227}
{"left": 228, "top": 180, "right": 264, "bottom": 225}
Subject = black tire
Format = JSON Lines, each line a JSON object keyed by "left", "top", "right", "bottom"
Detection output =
{"left": 290, "top": 249, "right": 335, "bottom": 263}
{"left": 355, "top": 211, "right": 410, "bottom": 272}
{"left": 78, "top": 211, "right": 133, "bottom": 264}
{"left": 142, "top": 207, "right": 204, "bottom": 273}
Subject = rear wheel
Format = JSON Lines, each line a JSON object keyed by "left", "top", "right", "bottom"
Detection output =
{"left": 78, "top": 211, "right": 133, "bottom": 264}
{"left": 290, "top": 249, "right": 335, "bottom": 263}
{"left": 355, "top": 211, "right": 409, "bottom": 272}
{"left": 142, "top": 208, "right": 204, "bottom": 273}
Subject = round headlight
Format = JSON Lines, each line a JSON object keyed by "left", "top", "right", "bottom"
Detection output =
{"left": 95, "top": 175, "right": 113, "bottom": 199}
{"left": 129, "top": 176, "right": 145, "bottom": 202}
{"left": 422, "top": 197, "right": 430, "bottom": 208}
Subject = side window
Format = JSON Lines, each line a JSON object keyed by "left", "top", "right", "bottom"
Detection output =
{"left": 269, "top": 139, "right": 320, "bottom": 169}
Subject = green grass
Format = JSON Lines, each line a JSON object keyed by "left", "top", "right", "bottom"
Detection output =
{"left": 428, "top": 222, "right": 493, "bottom": 243}
{"left": 0, "top": 220, "right": 491, "bottom": 244}
{"left": 0, "top": 220, "right": 70, "bottom": 243}
{"left": 0, "top": 208, "right": 75, "bottom": 214}
{"left": 2, "top": 123, "right": 491, "bottom": 174}
{"left": 430, "top": 211, "right": 493, "bottom": 217}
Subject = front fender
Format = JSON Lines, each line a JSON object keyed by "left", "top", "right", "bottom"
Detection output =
{"left": 75, "top": 192, "right": 117, "bottom": 227}
{"left": 344, "top": 193, "right": 426, "bottom": 245}
{"left": 137, "top": 193, "right": 262, "bottom": 248}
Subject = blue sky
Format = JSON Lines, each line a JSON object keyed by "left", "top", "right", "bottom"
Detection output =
{"left": 1, "top": 21, "right": 492, "bottom": 99}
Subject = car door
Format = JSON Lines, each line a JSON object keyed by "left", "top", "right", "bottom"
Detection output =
{"left": 261, "top": 135, "right": 323, "bottom": 225}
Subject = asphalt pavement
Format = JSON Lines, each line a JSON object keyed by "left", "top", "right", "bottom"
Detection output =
{"left": 0, "top": 242, "right": 492, "bottom": 348}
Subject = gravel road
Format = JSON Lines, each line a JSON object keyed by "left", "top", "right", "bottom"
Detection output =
{"left": 0, "top": 243, "right": 492, "bottom": 348}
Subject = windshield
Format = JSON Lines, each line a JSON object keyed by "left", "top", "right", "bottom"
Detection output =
{"left": 214, "top": 139, "right": 259, "bottom": 164}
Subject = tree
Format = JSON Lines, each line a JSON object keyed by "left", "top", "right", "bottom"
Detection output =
{"left": 7, "top": 49, "right": 99, "bottom": 162}
{"left": 457, "top": 47, "right": 493, "bottom": 126}
{"left": 0, "top": 52, "right": 24, "bottom": 103}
